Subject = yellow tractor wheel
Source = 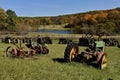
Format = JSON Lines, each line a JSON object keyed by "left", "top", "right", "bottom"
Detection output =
{"left": 98, "top": 53, "right": 108, "bottom": 69}
{"left": 64, "top": 42, "right": 79, "bottom": 62}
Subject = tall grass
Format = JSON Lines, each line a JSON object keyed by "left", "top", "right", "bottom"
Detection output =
{"left": 0, "top": 42, "right": 120, "bottom": 80}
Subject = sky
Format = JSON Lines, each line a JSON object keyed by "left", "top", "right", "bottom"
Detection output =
{"left": 0, "top": 0, "right": 120, "bottom": 17}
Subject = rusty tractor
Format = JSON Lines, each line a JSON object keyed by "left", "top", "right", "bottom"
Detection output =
{"left": 22, "top": 37, "right": 33, "bottom": 44}
{"left": 103, "top": 38, "right": 119, "bottom": 46}
{"left": 37, "top": 36, "right": 52, "bottom": 44}
{"left": 4, "top": 40, "right": 36, "bottom": 58}
{"left": 58, "top": 38, "right": 72, "bottom": 44}
{"left": 98, "top": 32, "right": 119, "bottom": 47}
{"left": 25, "top": 43, "right": 49, "bottom": 54}
{"left": 78, "top": 33, "right": 96, "bottom": 46}
{"left": 43, "top": 37, "right": 52, "bottom": 44}
{"left": 2, "top": 36, "right": 14, "bottom": 44}
{"left": 64, "top": 41, "right": 107, "bottom": 69}
{"left": 26, "top": 36, "right": 49, "bottom": 54}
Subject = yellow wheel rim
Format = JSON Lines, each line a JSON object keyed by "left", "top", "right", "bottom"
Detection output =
{"left": 69, "top": 47, "right": 77, "bottom": 62}
{"left": 69, "top": 47, "right": 78, "bottom": 62}
{"left": 101, "top": 53, "right": 107, "bottom": 69}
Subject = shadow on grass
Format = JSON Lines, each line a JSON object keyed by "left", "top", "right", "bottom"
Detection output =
{"left": 52, "top": 58, "right": 67, "bottom": 63}
{"left": 52, "top": 58, "right": 104, "bottom": 70}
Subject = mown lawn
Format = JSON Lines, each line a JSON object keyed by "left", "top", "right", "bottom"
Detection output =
{"left": 0, "top": 42, "right": 120, "bottom": 80}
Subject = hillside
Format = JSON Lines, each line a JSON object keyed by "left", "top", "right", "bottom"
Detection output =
{"left": 0, "top": 7, "right": 120, "bottom": 35}
{"left": 19, "top": 7, "right": 120, "bottom": 35}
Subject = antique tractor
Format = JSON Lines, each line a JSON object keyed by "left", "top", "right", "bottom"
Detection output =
{"left": 4, "top": 40, "right": 36, "bottom": 58}
{"left": 25, "top": 43, "right": 49, "bottom": 54}
{"left": 58, "top": 38, "right": 72, "bottom": 44}
{"left": 64, "top": 41, "right": 107, "bottom": 69}
{"left": 2, "top": 36, "right": 13, "bottom": 43}
{"left": 25, "top": 37, "right": 49, "bottom": 54}
{"left": 36, "top": 36, "right": 52, "bottom": 44}
{"left": 78, "top": 33, "right": 96, "bottom": 46}
{"left": 2, "top": 36, "right": 21, "bottom": 44}
{"left": 103, "top": 38, "right": 119, "bottom": 46}
{"left": 22, "top": 37, "right": 33, "bottom": 44}
{"left": 97, "top": 32, "right": 119, "bottom": 47}
{"left": 43, "top": 37, "right": 52, "bottom": 44}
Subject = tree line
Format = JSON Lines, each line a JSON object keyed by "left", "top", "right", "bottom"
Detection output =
{"left": 0, "top": 7, "right": 120, "bottom": 35}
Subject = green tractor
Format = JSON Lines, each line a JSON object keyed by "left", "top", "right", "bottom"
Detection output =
{"left": 64, "top": 41, "right": 107, "bottom": 69}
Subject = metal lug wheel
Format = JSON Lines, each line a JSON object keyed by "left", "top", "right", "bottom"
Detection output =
{"left": 99, "top": 53, "right": 107, "bottom": 69}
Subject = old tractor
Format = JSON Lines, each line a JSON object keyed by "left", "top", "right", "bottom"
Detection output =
{"left": 64, "top": 41, "right": 107, "bottom": 69}
{"left": 103, "top": 38, "right": 119, "bottom": 46}
{"left": 4, "top": 39, "right": 36, "bottom": 58}
{"left": 25, "top": 43, "right": 49, "bottom": 54}
{"left": 2, "top": 36, "right": 13, "bottom": 44}
{"left": 25, "top": 37, "right": 49, "bottom": 54}
{"left": 98, "top": 32, "right": 119, "bottom": 47}
{"left": 78, "top": 33, "right": 96, "bottom": 46}
{"left": 43, "top": 37, "right": 52, "bottom": 44}
{"left": 58, "top": 38, "right": 72, "bottom": 44}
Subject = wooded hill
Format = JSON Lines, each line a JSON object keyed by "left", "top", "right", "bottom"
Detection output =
{"left": 0, "top": 7, "right": 120, "bottom": 35}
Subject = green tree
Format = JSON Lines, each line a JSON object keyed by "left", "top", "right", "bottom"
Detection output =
{"left": 0, "top": 8, "right": 7, "bottom": 30}
{"left": 6, "top": 9, "right": 18, "bottom": 31}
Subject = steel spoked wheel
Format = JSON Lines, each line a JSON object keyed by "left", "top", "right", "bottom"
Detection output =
{"left": 99, "top": 53, "right": 107, "bottom": 69}
{"left": 4, "top": 46, "right": 11, "bottom": 57}
{"left": 113, "top": 41, "right": 119, "bottom": 46}
{"left": 106, "top": 41, "right": 110, "bottom": 46}
{"left": 64, "top": 42, "right": 79, "bottom": 62}
{"left": 42, "top": 47, "right": 49, "bottom": 54}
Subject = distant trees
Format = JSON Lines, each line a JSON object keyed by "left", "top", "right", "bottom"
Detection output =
{"left": 63, "top": 8, "right": 120, "bottom": 35}
{"left": 0, "top": 7, "right": 120, "bottom": 35}
{"left": 0, "top": 8, "right": 7, "bottom": 30}
{"left": 6, "top": 9, "right": 18, "bottom": 31}
{"left": 0, "top": 8, "right": 31, "bottom": 34}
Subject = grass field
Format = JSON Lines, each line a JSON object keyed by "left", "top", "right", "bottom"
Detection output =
{"left": 0, "top": 42, "right": 120, "bottom": 80}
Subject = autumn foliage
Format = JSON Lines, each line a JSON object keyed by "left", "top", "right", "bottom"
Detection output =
{"left": 0, "top": 7, "right": 120, "bottom": 35}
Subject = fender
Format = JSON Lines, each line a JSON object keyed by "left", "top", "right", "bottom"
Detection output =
{"left": 97, "top": 51, "right": 104, "bottom": 63}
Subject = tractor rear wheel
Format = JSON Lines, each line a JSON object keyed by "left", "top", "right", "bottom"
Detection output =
{"left": 64, "top": 42, "right": 79, "bottom": 62}
{"left": 98, "top": 53, "right": 107, "bottom": 69}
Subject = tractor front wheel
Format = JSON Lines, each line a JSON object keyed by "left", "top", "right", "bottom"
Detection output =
{"left": 98, "top": 53, "right": 107, "bottom": 69}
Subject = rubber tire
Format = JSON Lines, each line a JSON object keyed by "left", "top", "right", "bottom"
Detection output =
{"left": 64, "top": 42, "right": 79, "bottom": 62}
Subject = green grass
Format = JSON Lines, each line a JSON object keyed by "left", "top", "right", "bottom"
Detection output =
{"left": 0, "top": 42, "right": 120, "bottom": 80}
